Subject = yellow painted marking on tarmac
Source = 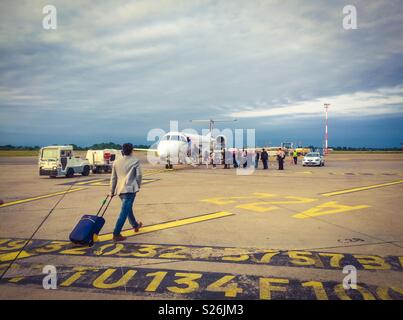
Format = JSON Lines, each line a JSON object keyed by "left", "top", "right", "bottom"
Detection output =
{"left": 90, "top": 181, "right": 109, "bottom": 186}
{"left": 236, "top": 203, "right": 280, "bottom": 213}
{"left": 201, "top": 193, "right": 276, "bottom": 205}
{"left": 143, "top": 168, "right": 174, "bottom": 176}
{"left": 321, "top": 180, "right": 403, "bottom": 197}
{"left": 236, "top": 196, "right": 316, "bottom": 213}
{"left": 253, "top": 195, "right": 317, "bottom": 205}
{"left": 0, "top": 250, "right": 33, "bottom": 262}
{"left": 77, "top": 169, "right": 171, "bottom": 186}
{"left": 76, "top": 179, "right": 104, "bottom": 185}
{"left": 202, "top": 196, "right": 260, "bottom": 205}
{"left": 88, "top": 178, "right": 156, "bottom": 187}
{"left": 292, "top": 201, "right": 370, "bottom": 219}
{"left": 0, "top": 187, "right": 87, "bottom": 208}
{"left": 97, "top": 211, "right": 234, "bottom": 242}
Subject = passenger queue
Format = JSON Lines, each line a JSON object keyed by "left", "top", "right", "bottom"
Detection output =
{"left": 198, "top": 147, "right": 296, "bottom": 171}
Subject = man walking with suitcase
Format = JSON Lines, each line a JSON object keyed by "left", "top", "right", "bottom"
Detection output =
{"left": 110, "top": 143, "right": 143, "bottom": 242}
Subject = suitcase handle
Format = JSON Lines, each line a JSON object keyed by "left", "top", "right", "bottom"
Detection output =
{"left": 95, "top": 195, "right": 109, "bottom": 216}
{"left": 97, "top": 195, "right": 113, "bottom": 218}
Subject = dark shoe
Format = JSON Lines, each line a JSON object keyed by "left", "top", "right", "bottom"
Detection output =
{"left": 134, "top": 222, "right": 143, "bottom": 232}
{"left": 113, "top": 234, "right": 127, "bottom": 242}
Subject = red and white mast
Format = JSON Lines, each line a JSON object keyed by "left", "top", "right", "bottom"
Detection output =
{"left": 324, "top": 103, "right": 330, "bottom": 155}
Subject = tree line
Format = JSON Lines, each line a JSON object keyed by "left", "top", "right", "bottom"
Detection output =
{"left": 331, "top": 146, "right": 402, "bottom": 151}
{"left": 0, "top": 144, "right": 401, "bottom": 152}
{"left": 0, "top": 143, "right": 151, "bottom": 151}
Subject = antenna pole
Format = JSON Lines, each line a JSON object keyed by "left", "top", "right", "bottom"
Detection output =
{"left": 189, "top": 119, "right": 237, "bottom": 134}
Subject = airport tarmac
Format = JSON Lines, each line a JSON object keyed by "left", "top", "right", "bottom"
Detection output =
{"left": 0, "top": 153, "right": 402, "bottom": 300}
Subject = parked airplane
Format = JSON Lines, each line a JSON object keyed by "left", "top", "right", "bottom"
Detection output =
{"left": 134, "top": 120, "right": 237, "bottom": 168}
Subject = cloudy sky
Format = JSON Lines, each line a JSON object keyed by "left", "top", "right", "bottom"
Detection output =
{"left": 0, "top": 0, "right": 402, "bottom": 147}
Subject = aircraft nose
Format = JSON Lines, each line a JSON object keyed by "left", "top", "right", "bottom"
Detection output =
{"left": 157, "top": 143, "right": 167, "bottom": 157}
{"left": 157, "top": 141, "right": 180, "bottom": 158}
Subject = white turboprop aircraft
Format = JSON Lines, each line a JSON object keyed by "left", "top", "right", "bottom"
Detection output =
{"left": 134, "top": 120, "right": 237, "bottom": 169}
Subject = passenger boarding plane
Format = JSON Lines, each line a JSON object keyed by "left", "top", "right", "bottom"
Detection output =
{"left": 134, "top": 120, "right": 237, "bottom": 168}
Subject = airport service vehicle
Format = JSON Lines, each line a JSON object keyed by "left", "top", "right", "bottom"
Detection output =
{"left": 39, "top": 145, "right": 91, "bottom": 177}
{"left": 295, "top": 147, "right": 311, "bottom": 156}
{"left": 86, "top": 149, "right": 122, "bottom": 173}
{"left": 302, "top": 152, "right": 325, "bottom": 167}
{"left": 267, "top": 147, "right": 282, "bottom": 157}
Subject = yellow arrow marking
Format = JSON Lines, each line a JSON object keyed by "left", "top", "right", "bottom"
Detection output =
{"left": 321, "top": 180, "right": 403, "bottom": 197}
{"left": 201, "top": 193, "right": 277, "bottom": 205}
{"left": 97, "top": 211, "right": 234, "bottom": 242}
{"left": 0, "top": 187, "right": 87, "bottom": 208}
{"left": 292, "top": 201, "right": 370, "bottom": 219}
{"left": 236, "top": 196, "right": 316, "bottom": 212}
{"left": 236, "top": 203, "right": 279, "bottom": 213}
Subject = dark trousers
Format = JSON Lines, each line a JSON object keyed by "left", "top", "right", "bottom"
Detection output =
{"left": 262, "top": 160, "right": 268, "bottom": 169}
{"left": 278, "top": 159, "right": 284, "bottom": 170}
{"left": 293, "top": 157, "right": 297, "bottom": 165}
{"left": 233, "top": 156, "right": 238, "bottom": 168}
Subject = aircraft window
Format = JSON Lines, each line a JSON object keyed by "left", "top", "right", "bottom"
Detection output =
{"left": 171, "top": 135, "right": 180, "bottom": 141}
{"left": 162, "top": 135, "right": 170, "bottom": 141}
{"left": 180, "top": 136, "right": 187, "bottom": 142}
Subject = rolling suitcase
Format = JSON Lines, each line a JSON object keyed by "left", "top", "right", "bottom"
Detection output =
{"left": 69, "top": 195, "right": 112, "bottom": 246}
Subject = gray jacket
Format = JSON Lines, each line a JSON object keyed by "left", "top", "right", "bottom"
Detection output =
{"left": 110, "top": 155, "right": 142, "bottom": 195}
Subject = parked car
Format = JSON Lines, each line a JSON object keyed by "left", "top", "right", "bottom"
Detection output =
{"left": 302, "top": 152, "right": 325, "bottom": 166}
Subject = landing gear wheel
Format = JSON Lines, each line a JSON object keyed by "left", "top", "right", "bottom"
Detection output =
{"left": 66, "top": 168, "right": 74, "bottom": 178}
{"left": 82, "top": 165, "right": 90, "bottom": 176}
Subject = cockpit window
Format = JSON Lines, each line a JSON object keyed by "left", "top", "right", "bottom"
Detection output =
{"left": 162, "top": 135, "right": 187, "bottom": 141}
